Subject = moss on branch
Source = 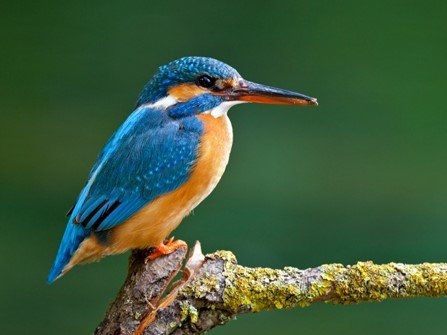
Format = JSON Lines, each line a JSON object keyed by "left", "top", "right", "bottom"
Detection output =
{"left": 95, "top": 243, "right": 447, "bottom": 335}
{"left": 221, "top": 260, "right": 447, "bottom": 313}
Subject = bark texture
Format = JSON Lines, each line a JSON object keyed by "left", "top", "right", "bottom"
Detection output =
{"left": 95, "top": 242, "right": 447, "bottom": 335}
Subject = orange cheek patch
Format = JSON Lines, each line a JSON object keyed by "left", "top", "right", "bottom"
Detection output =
{"left": 168, "top": 84, "right": 208, "bottom": 102}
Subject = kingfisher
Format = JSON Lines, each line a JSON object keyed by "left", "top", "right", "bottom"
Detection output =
{"left": 47, "top": 56, "right": 317, "bottom": 283}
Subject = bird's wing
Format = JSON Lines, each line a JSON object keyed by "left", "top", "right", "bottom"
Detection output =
{"left": 69, "top": 105, "right": 201, "bottom": 232}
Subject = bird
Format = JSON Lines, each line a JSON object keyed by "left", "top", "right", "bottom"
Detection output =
{"left": 47, "top": 56, "right": 317, "bottom": 283}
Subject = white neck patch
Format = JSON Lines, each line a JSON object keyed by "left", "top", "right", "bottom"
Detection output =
{"left": 205, "top": 101, "right": 246, "bottom": 118}
{"left": 145, "top": 95, "right": 178, "bottom": 109}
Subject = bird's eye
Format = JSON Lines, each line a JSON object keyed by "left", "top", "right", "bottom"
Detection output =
{"left": 196, "top": 75, "right": 216, "bottom": 88}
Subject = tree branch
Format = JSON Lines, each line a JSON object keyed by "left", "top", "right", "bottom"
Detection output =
{"left": 95, "top": 242, "right": 447, "bottom": 335}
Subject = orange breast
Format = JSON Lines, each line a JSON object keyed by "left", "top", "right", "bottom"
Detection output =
{"left": 66, "top": 113, "right": 233, "bottom": 269}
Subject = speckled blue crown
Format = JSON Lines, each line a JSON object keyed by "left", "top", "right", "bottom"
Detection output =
{"left": 137, "top": 57, "right": 241, "bottom": 106}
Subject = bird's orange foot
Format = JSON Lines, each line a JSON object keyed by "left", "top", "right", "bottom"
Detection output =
{"left": 146, "top": 237, "right": 187, "bottom": 261}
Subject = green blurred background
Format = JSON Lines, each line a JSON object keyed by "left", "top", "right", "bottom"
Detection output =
{"left": 2, "top": 1, "right": 447, "bottom": 334}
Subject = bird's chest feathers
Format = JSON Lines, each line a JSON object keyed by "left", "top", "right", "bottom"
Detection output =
{"left": 145, "top": 113, "right": 233, "bottom": 231}
{"left": 192, "top": 113, "right": 233, "bottom": 203}
{"left": 100, "top": 113, "right": 233, "bottom": 252}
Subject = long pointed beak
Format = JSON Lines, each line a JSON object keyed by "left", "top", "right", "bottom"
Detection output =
{"left": 227, "top": 80, "right": 318, "bottom": 106}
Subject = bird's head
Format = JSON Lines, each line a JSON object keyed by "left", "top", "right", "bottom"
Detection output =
{"left": 137, "top": 56, "right": 317, "bottom": 118}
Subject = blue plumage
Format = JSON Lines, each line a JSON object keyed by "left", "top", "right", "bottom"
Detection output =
{"left": 168, "top": 94, "right": 222, "bottom": 118}
{"left": 48, "top": 105, "right": 205, "bottom": 283}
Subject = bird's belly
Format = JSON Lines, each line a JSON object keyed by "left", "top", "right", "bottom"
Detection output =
{"left": 106, "top": 113, "right": 233, "bottom": 253}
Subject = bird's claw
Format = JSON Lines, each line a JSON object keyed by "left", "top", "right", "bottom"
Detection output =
{"left": 146, "top": 237, "right": 188, "bottom": 262}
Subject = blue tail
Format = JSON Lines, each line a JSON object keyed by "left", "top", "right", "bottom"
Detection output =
{"left": 47, "top": 222, "right": 90, "bottom": 283}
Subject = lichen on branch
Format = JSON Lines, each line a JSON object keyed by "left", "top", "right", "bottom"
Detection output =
{"left": 94, "top": 242, "right": 447, "bottom": 335}
{"left": 221, "top": 258, "right": 447, "bottom": 311}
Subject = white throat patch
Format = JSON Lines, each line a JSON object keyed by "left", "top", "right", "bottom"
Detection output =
{"left": 205, "top": 101, "right": 246, "bottom": 118}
